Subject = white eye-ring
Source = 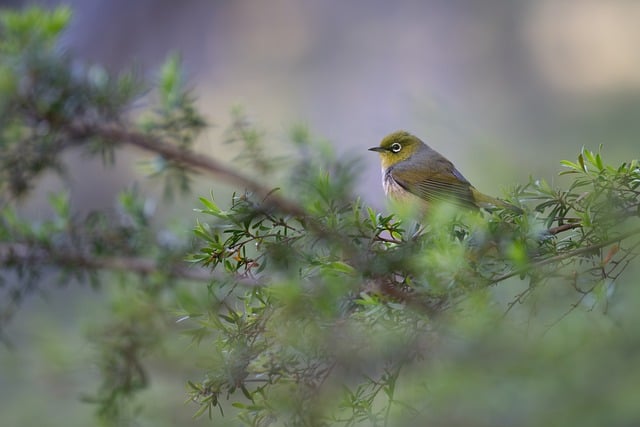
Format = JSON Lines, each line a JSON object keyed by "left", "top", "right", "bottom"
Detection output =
{"left": 390, "top": 143, "right": 402, "bottom": 153}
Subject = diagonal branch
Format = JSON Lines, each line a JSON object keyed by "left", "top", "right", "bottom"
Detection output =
{"left": 67, "top": 121, "right": 307, "bottom": 218}
{"left": 64, "top": 121, "right": 362, "bottom": 260}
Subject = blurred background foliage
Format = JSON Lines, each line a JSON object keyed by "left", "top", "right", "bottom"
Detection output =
{"left": 1, "top": 1, "right": 640, "bottom": 426}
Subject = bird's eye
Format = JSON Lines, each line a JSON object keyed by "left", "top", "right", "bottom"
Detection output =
{"left": 390, "top": 143, "right": 402, "bottom": 153}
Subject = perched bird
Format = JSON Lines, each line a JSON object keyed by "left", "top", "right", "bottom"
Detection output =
{"left": 369, "top": 131, "right": 519, "bottom": 212}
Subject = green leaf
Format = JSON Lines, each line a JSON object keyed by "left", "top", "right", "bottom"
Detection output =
{"left": 324, "top": 261, "right": 356, "bottom": 275}
{"left": 159, "top": 52, "right": 182, "bottom": 108}
{"left": 578, "top": 153, "right": 586, "bottom": 172}
{"left": 198, "top": 196, "right": 220, "bottom": 214}
{"left": 192, "top": 402, "right": 211, "bottom": 419}
{"left": 560, "top": 160, "right": 580, "bottom": 171}
{"left": 47, "top": 6, "right": 72, "bottom": 36}
{"left": 240, "top": 385, "right": 254, "bottom": 401}
{"left": 595, "top": 152, "right": 604, "bottom": 171}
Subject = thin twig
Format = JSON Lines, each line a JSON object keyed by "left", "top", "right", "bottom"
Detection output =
{"left": 547, "top": 222, "right": 582, "bottom": 235}
{"left": 490, "top": 227, "right": 640, "bottom": 284}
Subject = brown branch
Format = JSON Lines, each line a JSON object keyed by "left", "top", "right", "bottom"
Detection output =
{"left": 0, "top": 243, "right": 212, "bottom": 283}
{"left": 547, "top": 222, "right": 582, "bottom": 235}
{"left": 66, "top": 121, "right": 307, "bottom": 218}
{"left": 490, "top": 226, "right": 640, "bottom": 284}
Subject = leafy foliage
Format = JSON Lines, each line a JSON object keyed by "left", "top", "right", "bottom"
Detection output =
{"left": 181, "top": 136, "right": 640, "bottom": 425}
{"left": 1, "top": 6, "right": 640, "bottom": 427}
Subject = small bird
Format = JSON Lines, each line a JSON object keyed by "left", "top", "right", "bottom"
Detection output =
{"left": 369, "top": 131, "right": 519, "bottom": 212}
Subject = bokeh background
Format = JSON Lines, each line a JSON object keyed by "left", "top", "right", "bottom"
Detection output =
{"left": 1, "top": 0, "right": 639, "bottom": 425}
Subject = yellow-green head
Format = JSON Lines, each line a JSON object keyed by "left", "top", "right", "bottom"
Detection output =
{"left": 367, "top": 130, "right": 424, "bottom": 170}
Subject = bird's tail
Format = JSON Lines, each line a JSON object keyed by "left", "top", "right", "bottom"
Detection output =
{"left": 471, "top": 187, "right": 523, "bottom": 213}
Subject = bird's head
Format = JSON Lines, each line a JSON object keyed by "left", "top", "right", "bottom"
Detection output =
{"left": 368, "top": 131, "right": 425, "bottom": 170}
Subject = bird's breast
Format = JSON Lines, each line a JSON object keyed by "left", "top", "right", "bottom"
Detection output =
{"left": 381, "top": 167, "right": 432, "bottom": 214}
{"left": 382, "top": 167, "right": 411, "bottom": 200}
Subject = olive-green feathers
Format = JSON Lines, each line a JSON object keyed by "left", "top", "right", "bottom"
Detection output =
{"left": 370, "top": 131, "right": 518, "bottom": 211}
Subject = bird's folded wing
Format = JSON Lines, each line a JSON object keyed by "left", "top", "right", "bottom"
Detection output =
{"left": 390, "top": 166, "right": 477, "bottom": 209}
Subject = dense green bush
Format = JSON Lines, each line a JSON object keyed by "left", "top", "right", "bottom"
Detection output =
{"left": 1, "top": 7, "right": 639, "bottom": 427}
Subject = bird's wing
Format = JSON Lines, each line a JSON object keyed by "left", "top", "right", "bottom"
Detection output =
{"left": 390, "top": 160, "right": 478, "bottom": 210}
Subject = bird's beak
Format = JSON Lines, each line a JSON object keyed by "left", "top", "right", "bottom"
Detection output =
{"left": 368, "top": 146, "right": 385, "bottom": 153}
